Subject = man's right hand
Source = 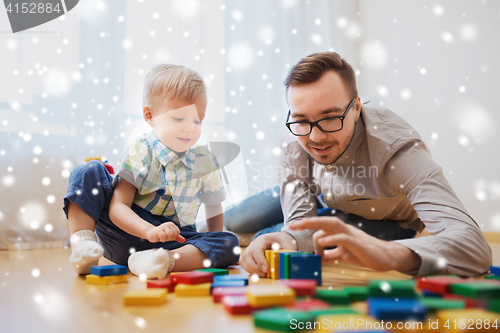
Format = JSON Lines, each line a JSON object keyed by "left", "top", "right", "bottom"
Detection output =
{"left": 240, "top": 231, "right": 298, "bottom": 277}
{"left": 146, "top": 222, "right": 186, "bottom": 243}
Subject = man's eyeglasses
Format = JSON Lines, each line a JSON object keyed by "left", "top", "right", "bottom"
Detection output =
{"left": 285, "top": 97, "right": 356, "bottom": 136}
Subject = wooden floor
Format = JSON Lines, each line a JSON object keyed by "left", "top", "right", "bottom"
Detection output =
{"left": 1, "top": 244, "right": 500, "bottom": 333}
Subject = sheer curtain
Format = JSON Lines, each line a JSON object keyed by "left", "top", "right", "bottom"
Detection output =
{"left": 0, "top": 0, "right": 358, "bottom": 249}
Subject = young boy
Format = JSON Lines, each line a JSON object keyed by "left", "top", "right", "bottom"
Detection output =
{"left": 63, "top": 64, "right": 239, "bottom": 279}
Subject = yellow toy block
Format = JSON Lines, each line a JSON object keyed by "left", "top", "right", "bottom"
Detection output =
{"left": 246, "top": 284, "right": 295, "bottom": 308}
{"left": 86, "top": 274, "right": 127, "bottom": 285}
{"left": 270, "top": 249, "right": 294, "bottom": 279}
{"left": 123, "top": 289, "right": 167, "bottom": 305}
{"left": 174, "top": 282, "right": 211, "bottom": 297}
{"left": 315, "top": 313, "right": 378, "bottom": 332}
{"left": 265, "top": 250, "right": 272, "bottom": 278}
{"left": 436, "top": 308, "right": 500, "bottom": 332}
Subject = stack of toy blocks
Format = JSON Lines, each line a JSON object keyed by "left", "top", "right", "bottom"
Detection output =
{"left": 86, "top": 265, "right": 128, "bottom": 285}
{"left": 265, "top": 249, "right": 322, "bottom": 285}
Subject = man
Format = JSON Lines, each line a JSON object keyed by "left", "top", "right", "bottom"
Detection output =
{"left": 239, "top": 52, "right": 492, "bottom": 277}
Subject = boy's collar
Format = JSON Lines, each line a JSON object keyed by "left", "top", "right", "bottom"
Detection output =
{"left": 148, "top": 131, "right": 196, "bottom": 169}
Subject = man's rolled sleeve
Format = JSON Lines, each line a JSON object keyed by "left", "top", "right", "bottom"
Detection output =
{"left": 385, "top": 142, "right": 492, "bottom": 276}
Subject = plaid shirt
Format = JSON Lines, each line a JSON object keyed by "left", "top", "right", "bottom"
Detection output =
{"left": 114, "top": 131, "right": 227, "bottom": 227}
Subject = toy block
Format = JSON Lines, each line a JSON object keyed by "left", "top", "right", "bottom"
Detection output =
{"left": 419, "top": 297, "right": 465, "bottom": 311}
{"left": 270, "top": 249, "right": 294, "bottom": 279}
{"left": 212, "top": 286, "right": 247, "bottom": 303}
{"left": 174, "top": 282, "right": 211, "bottom": 297}
{"left": 315, "top": 289, "right": 350, "bottom": 305}
{"left": 442, "top": 294, "right": 487, "bottom": 309}
{"left": 485, "top": 275, "right": 500, "bottom": 281}
{"left": 416, "top": 276, "right": 463, "bottom": 295}
{"left": 290, "top": 253, "right": 322, "bottom": 286}
{"left": 344, "top": 286, "right": 370, "bottom": 302}
{"left": 436, "top": 309, "right": 500, "bottom": 331}
{"left": 170, "top": 271, "right": 214, "bottom": 285}
{"left": 368, "top": 298, "right": 427, "bottom": 321}
{"left": 123, "top": 289, "right": 167, "bottom": 305}
{"left": 369, "top": 280, "right": 416, "bottom": 298}
{"left": 147, "top": 278, "right": 175, "bottom": 293}
{"left": 450, "top": 281, "right": 500, "bottom": 299}
{"left": 421, "top": 290, "right": 441, "bottom": 297}
{"left": 194, "top": 268, "right": 228, "bottom": 276}
{"left": 246, "top": 284, "right": 295, "bottom": 308}
{"left": 314, "top": 314, "right": 377, "bottom": 332}
{"left": 213, "top": 274, "right": 248, "bottom": 284}
{"left": 222, "top": 295, "right": 254, "bottom": 315}
{"left": 211, "top": 280, "right": 247, "bottom": 288}
{"left": 491, "top": 265, "right": 500, "bottom": 276}
{"left": 90, "top": 265, "right": 127, "bottom": 277}
{"left": 280, "top": 252, "right": 304, "bottom": 279}
{"left": 86, "top": 274, "right": 127, "bottom": 285}
{"left": 276, "top": 279, "right": 317, "bottom": 296}
{"left": 286, "top": 298, "right": 330, "bottom": 311}
{"left": 309, "top": 306, "right": 359, "bottom": 317}
{"left": 265, "top": 250, "right": 272, "bottom": 278}
{"left": 253, "top": 307, "right": 315, "bottom": 332}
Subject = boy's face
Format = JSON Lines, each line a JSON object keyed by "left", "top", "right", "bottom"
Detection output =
{"left": 143, "top": 97, "right": 207, "bottom": 153}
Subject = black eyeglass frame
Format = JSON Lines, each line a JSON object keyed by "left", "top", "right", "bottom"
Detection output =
{"left": 285, "top": 97, "right": 357, "bottom": 136}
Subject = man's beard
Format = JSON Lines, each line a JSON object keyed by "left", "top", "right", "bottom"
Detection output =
{"left": 306, "top": 140, "right": 343, "bottom": 165}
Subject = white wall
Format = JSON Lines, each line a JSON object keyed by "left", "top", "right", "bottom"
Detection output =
{"left": 355, "top": 0, "right": 500, "bottom": 231}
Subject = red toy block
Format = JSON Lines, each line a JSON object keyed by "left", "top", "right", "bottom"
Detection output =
{"left": 170, "top": 271, "right": 214, "bottom": 285}
{"left": 147, "top": 278, "right": 175, "bottom": 293}
{"left": 286, "top": 298, "right": 330, "bottom": 311}
{"left": 222, "top": 295, "right": 254, "bottom": 315}
{"left": 443, "top": 294, "right": 488, "bottom": 308}
{"left": 417, "top": 276, "right": 463, "bottom": 295}
{"left": 212, "top": 287, "right": 247, "bottom": 303}
{"left": 276, "top": 279, "right": 317, "bottom": 296}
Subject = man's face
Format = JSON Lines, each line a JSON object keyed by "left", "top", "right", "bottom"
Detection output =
{"left": 287, "top": 70, "right": 360, "bottom": 165}
{"left": 145, "top": 98, "right": 207, "bottom": 153}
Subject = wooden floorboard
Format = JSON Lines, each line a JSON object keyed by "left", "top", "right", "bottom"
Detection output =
{"left": 1, "top": 243, "right": 500, "bottom": 333}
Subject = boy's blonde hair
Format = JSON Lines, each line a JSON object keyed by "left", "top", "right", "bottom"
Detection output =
{"left": 142, "top": 64, "right": 206, "bottom": 108}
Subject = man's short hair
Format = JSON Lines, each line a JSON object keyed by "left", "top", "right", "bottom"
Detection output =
{"left": 284, "top": 51, "right": 358, "bottom": 100}
{"left": 142, "top": 64, "right": 206, "bottom": 107}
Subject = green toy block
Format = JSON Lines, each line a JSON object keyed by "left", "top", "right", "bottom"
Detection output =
{"left": 282, "top": 252, "right": 294, "bottom": 279}
{"left": 344, "top": 286, "right": 370, "bottom": 302}
{"left": 253, "top": 307, "right": 316, "bottom": 332}
{"left": 369, "top": 280, "right": 416, "bottom": 298}
{"left": 315, "top": 289, "right": 350, "bottom": 305}
{"left": 194, "top": 268, "right": 228, "bottom": 276}
{"left": 309, "top": 306, "right": 359, "bottom": 317}
{"left": 419, "top": 297, "right": 466, "bottom": 311}
{"left": 485, "top": 275, "right": 500, "bottom": 281}
{"left": 451, "top": 282, "right": 500, "bottom": 299}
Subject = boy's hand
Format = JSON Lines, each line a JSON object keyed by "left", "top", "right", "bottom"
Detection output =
{"left": 146, "top": 222, "right": 186, "bottom": 243}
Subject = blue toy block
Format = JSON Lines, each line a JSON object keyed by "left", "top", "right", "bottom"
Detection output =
{"left": 213, "top": 274, "right": 248, "bottom": 285}
{"left": 368, "top": 298, "right": 428, "bottom": 321}
{"left": 421, "top": 291, "right": 441, "bottom": 298}
{"left": 211, "top": 280, "right": 247, "bottom": 289}
{"left": 289, "top": 253, "right": 322, "bottom": 286}
{"left": 90, "top": 265, "right": 127, "bottom": 277}
{"left": 491, "top": 266, "right": 500, "bottom": 276}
